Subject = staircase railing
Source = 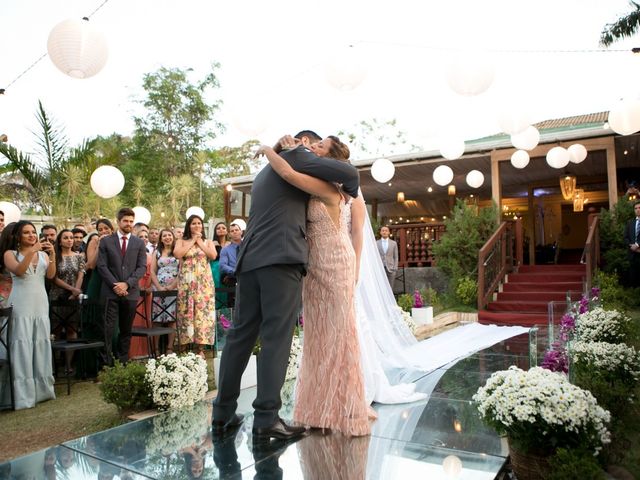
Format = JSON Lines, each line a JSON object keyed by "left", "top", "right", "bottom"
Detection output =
{"left": 477, "top": 219, "right": 522, "bottom": 310}
{"left": 581, "top": 214, "right": 600, "bottom": 293}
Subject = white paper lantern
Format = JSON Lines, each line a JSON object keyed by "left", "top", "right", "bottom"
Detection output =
{"left": 496, "top": 104, "right": 532, "bottom": 135}
{"left": 433, "top": 165, "right": 454, "bottom": 186}
{"left": 370, "top": 158, "right": 395, "bottom": 183}
{"left": 132, "top": 206, "right": 151, "bottom": 225}
{"left": 608, "top": 98, "right": 640, "bottom": 136}
{"left": 439, "top": 138, "right": 465, "bottom": 160}
{"left": 90, "top": 165, "right": 125, "bottom": 199}
{"left": 325, "top": 46, "right": 367, "bottom": 91}
{"left": 442, "top": 455, "right": 463, "bottom": 477}
{"left": 510, "top": 150, "right": 530, "bottom": 169}
{"left": 0, "top": 201, "right": 21, "bottom": 224}
{"left": 445, "top": 51, "right": 495, "bottom": 96}
{"left": 186, "top": 206, "right": 206, "bottom": 220}
{"left": 466, "top": 170, "right": 485, "bottom": 188}
{"left": 229, "top": 99, "right": 269, "bottom": 137}
{"left": 47, "top": 18, "right": 108, "bottom": 79}
{"left": 510, "top": 126, "right": 540, "bottom": 151}
{"left": 546, "top": 146, "right": 570, "bottom": 169}
{"left": 231, "top": 218, "right": 247, "bottom": 231}
{"left": 568, "top": 143, "right": 587, "bottom": 164}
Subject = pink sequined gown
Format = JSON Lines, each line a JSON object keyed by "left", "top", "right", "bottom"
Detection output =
{"left": 293, "top": 196, "right": 370, "bottom": 436}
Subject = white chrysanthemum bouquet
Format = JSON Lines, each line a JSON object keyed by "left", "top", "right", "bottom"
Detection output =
{"left": 575, "top": 307, "right": 631, "bottom": 344}
{"left": 473, "top": 366, "right": 611, "bottom": 455}
{"left": 146, "top": 353, "right": 208, "bottom": 410}
{"left": 146, "top": 402, "right": 209, "bottom": 455}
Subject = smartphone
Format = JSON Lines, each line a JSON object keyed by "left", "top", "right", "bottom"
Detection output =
{"left": 39, "top": 234, "right": 47, "bottom": 242}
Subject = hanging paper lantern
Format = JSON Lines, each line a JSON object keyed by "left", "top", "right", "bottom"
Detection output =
{"left": 433, "top": 165, "right": 454, "bottom": 186}
{"left": 466, "top": 170, "right": 485, "bottom": 188}
{"left": 496, "top": 101, "right": 533, "bottom": 135}
{"left": 608, "top": 98, "right": 640, "bottom": 136}
{"left": 325, "top": 46, "right": 367, "bottom": 91}
{"left": 231, "top": 218, "right": 246, "bottom": 231}
{"left": 568, "top": 143, "right": 587, "bottom": 164}
{"left": 132, "top": 206, "right": 151, "bottom": 225}
{"left": 0, "top": 201, "right": 21, "bottom": 223}
{"left": 186, "top": 206, "right": 206, "bottom": 220}
{"left": 546, "top": 147, "right": 570, "bottom": 169}
{"left": 445, "top": 51, "right": 495, "bottom": 96}
{"left": 439, "top": 138, "right": 465, "bottom": 160}
{"left": 47, "top": 18, "right": 108, "bottom": 79}
{"left": 229, "top": 98, "right": 269, "bottom": 137}
{"left": 510, "top": 125, "right": 540, "bottom": 151}
{"left": 370, "top": 158, "right": 395, "bottom": 183}
{"left": 510, "top": 150, "right": 530, "bottom": 169}
{"left": 90, "top": 165, "right": 125, "bottom": 199}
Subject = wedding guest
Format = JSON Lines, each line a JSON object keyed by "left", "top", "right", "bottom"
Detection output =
{"left": 0, "top": 223, "right": 15, "bottom": 307}
{"left": 624, "top": 199, "right": 640, "bottom": 287}
{"left": 377, "top": 226, "right": 398, "bottom": 290}
{"left": 219, "top": 223, "right": 242, "bottom": 287}
{"left": 173, "top": 226, "right": 184, "bottom": 240}
{"left": 96, "top": 208, "right": 147, "bottom": 365}
{"left": 210, "top": 222, "right": 230, "bottom": 308}
{"left": 175, "top": 215, "right": 217, "bottom": 357}
{"left": 130, "top": 224, "right": 153, "bottom": 358}
{"left": 148, "top": 227, "right": 160, "bottom": 253}
{"left": 151, "top": 228, "right": 179, "bottom": 353}
{"left": 40, "top": 224, "right": 57, "bottom": 244}
{"left": 71, "top": 228, "right": 86, "bottom": 254}
{"left": 49, "top": 229, "right": 86, "bottom": 374}
{"left": 2, "top": 220, "right": 56, "bottom": 409}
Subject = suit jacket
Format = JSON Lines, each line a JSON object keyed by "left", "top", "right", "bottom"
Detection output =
{"left": 624, "top": 217, "right": 640, "bottom": 256}
{"left": 377, "top": 238, "right": 398, "bottom": 273}
{"left": 96, "top": 232, "right": 148, "bottom": 300}
{"left": 236, "top": 146, "right": 359, "bottom": 274}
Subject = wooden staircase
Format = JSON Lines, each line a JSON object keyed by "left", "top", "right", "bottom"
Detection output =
{"left": 478, "top": 264, "right": 585, "bottom": 327}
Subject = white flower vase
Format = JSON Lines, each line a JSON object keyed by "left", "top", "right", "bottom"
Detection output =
{"left": 411, "top": 306, "right": 433, "bottom": 325}
{"left": 214, "top": 353, "right": 257, "bottom": 389}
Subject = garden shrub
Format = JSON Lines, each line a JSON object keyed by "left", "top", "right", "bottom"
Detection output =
{"left": 98, "top": 361, "right": 153, "bottom": 412}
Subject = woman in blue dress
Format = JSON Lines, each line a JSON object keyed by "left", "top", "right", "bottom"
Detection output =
{"left": 2, "top": 220, "right": 56, "bottom": 409}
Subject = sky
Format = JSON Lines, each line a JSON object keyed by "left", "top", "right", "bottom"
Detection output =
{"left": 1, "top": 0, "right": 640, "bottom": 160}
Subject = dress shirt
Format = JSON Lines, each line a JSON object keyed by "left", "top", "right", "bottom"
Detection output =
{"left": 220, "top": 243, "right": 240, "bottom": 276}
{"left": 381, "top": 238, "right": 389, "bottom": 254}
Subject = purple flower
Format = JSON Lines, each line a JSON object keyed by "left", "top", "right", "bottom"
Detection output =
{"left": 559, "top": 313, "right": 576, "bottom": 342}
{"left": 220, "top": 314, "right": 231, "bottom": 329}
{"left": 413, "top": 289, "right": 423, "bottom": 308}
{"left": 541, "top": 343, "right": 569, "bottom": 373}
{"left": 591, "top": 287, "right": 601, "bottom": 299}
{"left": 578, "top": 295, "right": 590, "bottom": 314}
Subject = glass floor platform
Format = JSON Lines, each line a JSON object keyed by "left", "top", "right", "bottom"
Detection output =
{"left": 1, "top": 331, "right": 537, "bottom": 479}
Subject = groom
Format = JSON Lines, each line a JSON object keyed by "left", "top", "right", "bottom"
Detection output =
{"left": 213, "top": 130, "right": 359, "bottom": 440}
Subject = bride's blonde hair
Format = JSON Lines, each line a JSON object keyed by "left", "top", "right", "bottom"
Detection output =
{"left": 327, "top": 135, "right": 350, "bottom": 162}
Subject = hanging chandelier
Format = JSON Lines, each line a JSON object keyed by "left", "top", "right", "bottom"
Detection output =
{"left": 573, "top": 189, "right": 585, "bottom": 212}
{"left": 559, "top": 175, "right": 577, "bottom": 201}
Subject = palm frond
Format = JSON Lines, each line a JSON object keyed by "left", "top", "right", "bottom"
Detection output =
{"left": 600, "top": 1, "right": 640, "bottom": 46}
{"left": 34, "top": 100, "right": 68, "bottom": 177}
{"left": 0, "top": 141, "right": 46, "bottom": 190}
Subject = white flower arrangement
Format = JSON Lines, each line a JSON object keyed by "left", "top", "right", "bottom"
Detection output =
{"left": 575, "top": 307, "right": 631, "bottom": 344}
{"left": 473, "top": 366, "right": 611, "bottom": 454}
{"left": 286, "top": 334, "right": 302, "bottom": 381}
{"left": 146, "top": 353, "right": 208, "bottom": 410}
{"left": 146, "top": 402, "right": 210, "bottom": 455}
{"left": 570, "top": 341, "right": 640, "bottom": 381}
{"left": 394, "top": 305, "right": 418, "bottom": 335}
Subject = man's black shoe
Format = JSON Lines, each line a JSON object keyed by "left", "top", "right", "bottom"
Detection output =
{"left": 212, "top": 413, "right": 245, "bottom": 434}
{"left": 252, "top": 417, "right": 307, "bottom": 440}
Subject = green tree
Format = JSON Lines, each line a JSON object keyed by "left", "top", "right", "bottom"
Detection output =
{"left": 600, "top": 1, "right": 640, "bottom": 46}
{"left": 337, "top": 118, "right": 420, "bottom": 159}
{"left": 432, "top": 199, "right": 498, "bottom": 280}
{"left": 0, "top": 101, "right": 95, "bottom": 215}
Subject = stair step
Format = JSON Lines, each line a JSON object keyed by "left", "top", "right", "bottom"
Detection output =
{"left": 478, "top": 310, "right": 547, "bottom": 327}
{"left": 497, "top": 291, "right": 571, "bottom": 302}
{"left": 518, "top": 265, "right": 586, "bottom": 273}
{"left": 502, "top": 282, "right": 583, "bottom": 293}
{"left": 508, "top": 273, "right": 584, "bottom": 283}
{"left": 488, "top": 301, "right": 549, "bottom": 313}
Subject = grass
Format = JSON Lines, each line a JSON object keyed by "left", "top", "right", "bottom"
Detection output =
{"left": 0, "top": 381, "right": 124, "bottom": 462}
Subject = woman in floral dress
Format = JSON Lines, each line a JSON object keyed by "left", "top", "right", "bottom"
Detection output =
{"left": 174, "top": 215, "right": 217, "bottom": 356}
{"left": 151, "top": 228, "right": 179, "bottom": 353}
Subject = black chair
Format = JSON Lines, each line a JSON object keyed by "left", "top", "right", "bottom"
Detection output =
{"left": 149, "top": 289, "right": 179, "bottom": 353}
{"left": 0, "top": 306, "right": 15, "bottom": 410}
{"left": 131, "top": 290, "right": 175, "bottom": 359}
{"left": 50, "top": 298, "right": 105, "bottom": 395}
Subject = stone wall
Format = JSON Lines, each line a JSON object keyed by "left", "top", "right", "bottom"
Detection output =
{"left": 393, "top": 267, "right": 449, "bottom": 295}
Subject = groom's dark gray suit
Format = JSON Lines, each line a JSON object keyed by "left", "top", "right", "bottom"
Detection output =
{"left": 96, "top": 232, "right": 147, "bottom": 365}
{"left": 213, "top": 145, "right": 359, "bottom": 429}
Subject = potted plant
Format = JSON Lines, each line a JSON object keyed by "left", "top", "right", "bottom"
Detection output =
{"left": 473, "top": 366, "right": 611, "bottom": 480}
{"left": 411, "top": 289, "right": 433, "bottom": 325}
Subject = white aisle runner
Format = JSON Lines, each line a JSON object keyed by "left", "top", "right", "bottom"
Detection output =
{"left": 404, "top": 322, "right": 530, "bottom": 373}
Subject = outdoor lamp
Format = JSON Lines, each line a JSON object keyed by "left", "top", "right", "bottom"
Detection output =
{"left": 433, "top": 165, "right": 454, "bottom": 186}
{"left": 546, "top": 147, "right": 570, "bottom": 169}
{"left": 371, "top": 158, "right": 395, "bottom": 183}
{"left": 132, "top": 206, "right": 151, "bottom": 225}
{"left": 608, "top": 98, "right": 640, "bottom": 136}
{"left": 465, "top": 170, "right": 484, "bottom": 188}
{"left": 445, "top": 50, "right": 495, "bottom": 97}
{"left": 47, "top": 17, "right": 108, "bottom": 79}
{"left": 439, "top": 138, "right": 465, "bottom": 160}
{"left": 559, "top": 175, "right": 577, "bottom": 201}
{"left": 510, "top": 150, "right": 530, "bottom": 169}
{"left": 448, "top": 185, "right": 456, "bottom": 196}
{"left": 0, "top": 201, "right": 21, "bottom": 223}
{"left": 186, "top": 206, "right": 206, "bottom": 220}
{"left": 568, "top": 143, "right": 587, "bottom": 163}
{"left": 90, "top": 165, "right": 124, "bottom": 199}
{"left": 573, "top": 189, "right": 585, "bottom": 212}
{"left": 397, "top": 192, "right": 405, "bottom": 203}
{"left": 510, "top": 126, "right": 540, "bottom": 151}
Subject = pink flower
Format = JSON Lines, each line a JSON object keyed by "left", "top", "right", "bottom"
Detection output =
{"left": 220, "top": 314, "right": 231, "bottom": 329}
{"left": 413, "top": 289, "right": 423, "bottom": 308}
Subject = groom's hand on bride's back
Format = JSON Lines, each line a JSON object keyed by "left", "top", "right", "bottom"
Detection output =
{"left": 274, "top": 135, "right": 302, "bottom": 152}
